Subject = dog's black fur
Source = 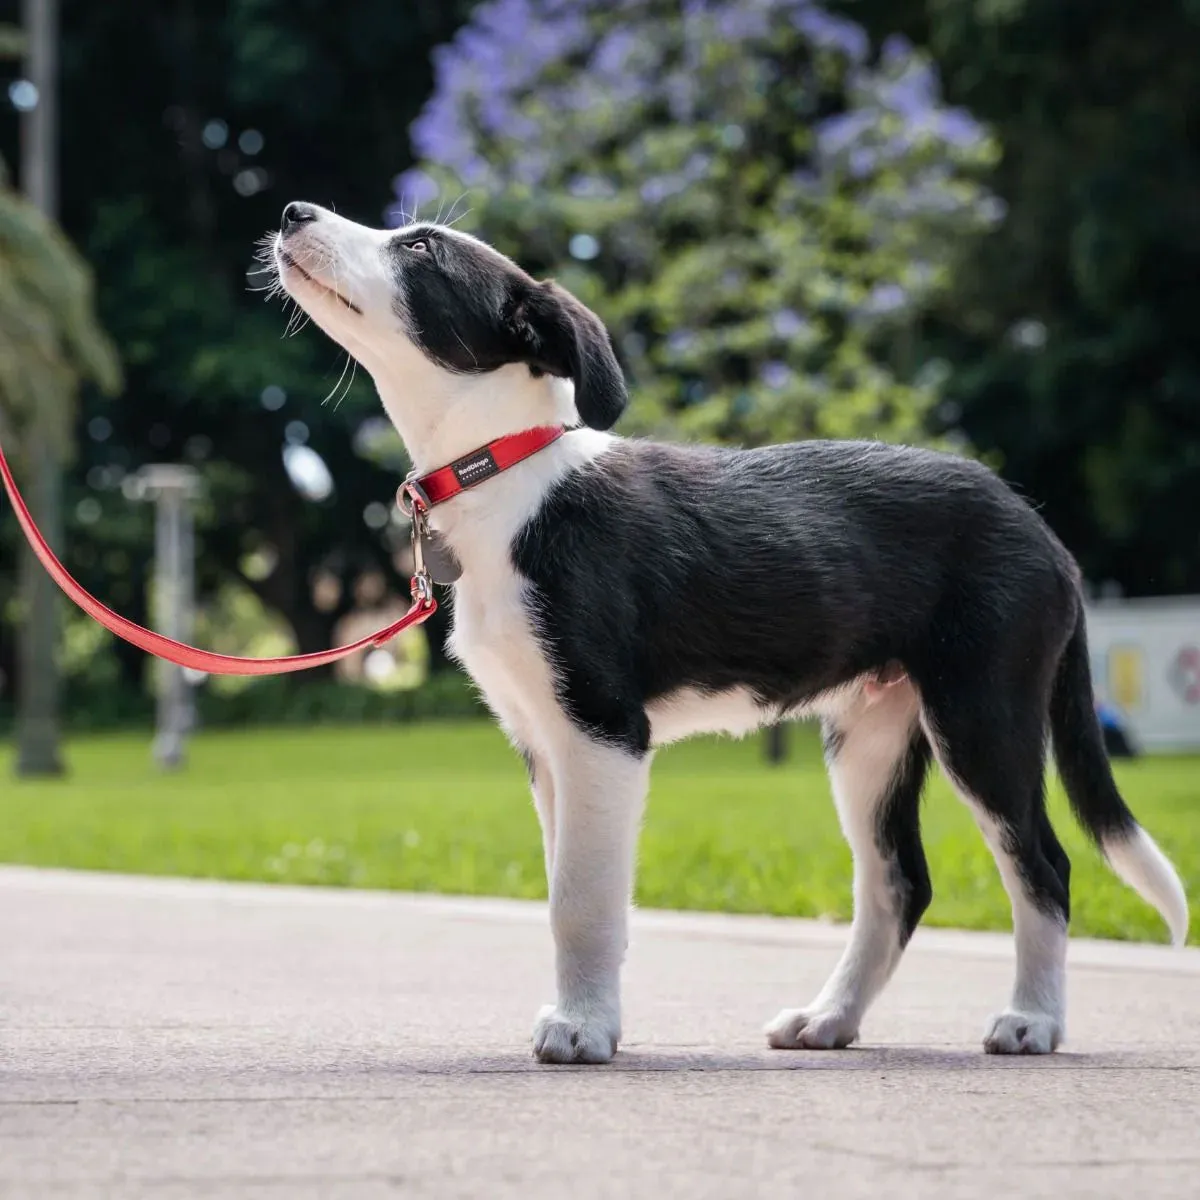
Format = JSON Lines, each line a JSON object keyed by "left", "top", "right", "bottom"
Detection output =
{"left": 512, "top": 436, "right": 1140, "bottom": 927}
{"left": 514, "top": 437, "right": 1074, "bottom": 753}
{"left": 391, "top": 223, "right": 626, "bottom": 430}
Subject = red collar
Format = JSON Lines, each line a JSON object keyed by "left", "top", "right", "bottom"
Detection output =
{"left": 400, "top": 425, "right": 565, "bottom": 512}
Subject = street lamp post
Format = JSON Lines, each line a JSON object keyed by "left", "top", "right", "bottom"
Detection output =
{"left": 136, "top": 465, "right": 200, "bottom": 769}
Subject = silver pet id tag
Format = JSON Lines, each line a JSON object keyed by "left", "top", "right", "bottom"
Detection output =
{"left": 419, "top": 526, "right": 462, "bottom": 584}
{"left": 408, "top": 503, "right": 462, "bottom": 585}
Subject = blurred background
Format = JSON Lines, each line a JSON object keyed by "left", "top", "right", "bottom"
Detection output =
{"left": 0, "top": 0, "right": 1196, "bottom": 937}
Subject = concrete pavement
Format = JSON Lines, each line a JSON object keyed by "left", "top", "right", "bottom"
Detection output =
{"left": 2, "top": 866, "right": 1198, "bottom": 1199}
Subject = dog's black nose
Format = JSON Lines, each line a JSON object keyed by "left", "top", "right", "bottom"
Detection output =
{"left": 281, "top": 202, "right": 318, "bottom": 235}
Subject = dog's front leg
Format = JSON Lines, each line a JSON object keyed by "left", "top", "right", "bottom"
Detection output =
{"left": 532, "top": 736, "right": 649, "bottom": 1064}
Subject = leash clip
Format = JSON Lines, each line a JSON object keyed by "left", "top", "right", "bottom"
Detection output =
{"left": 408, "top": 503, "right": 427, "bottom": 574}
{"left": 403, "top": 482, "right": 436, "bottom": 606}
{"left": 411, "top": 568, "right": 435, "bottom": 607}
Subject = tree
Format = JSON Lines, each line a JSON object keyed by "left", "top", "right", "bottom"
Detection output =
{"left": 1, "top": 19, "right": 120, "bottom": 773}
{"left": 401, "top": 0, "right": 1000, "bottom": 450}
{"left": 836, "top": 0, "right": 1200, "bottom": 595}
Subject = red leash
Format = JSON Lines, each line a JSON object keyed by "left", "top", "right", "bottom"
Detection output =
{"left": 0, "top": 441, "right": 434, "bottom": 677}
{"left": 0, "top": 424, "right": 564, "bottom": 678}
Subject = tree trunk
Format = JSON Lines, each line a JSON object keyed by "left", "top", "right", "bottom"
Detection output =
{"left": 16, "top": 426, "right": 65, "bottom": 776}
{"left": 15, "top": 0, "right": 65, "bottom": 774}
{"left": 0, "top": 619, "right": 16, "bottom": 711}
{"left": 286, "top": 602, "right": 338, "bottom": 683}
{"left": 763, "top": 722, "right": 788, "bottom": 765}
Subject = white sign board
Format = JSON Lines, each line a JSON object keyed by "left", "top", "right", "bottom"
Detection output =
{"left": 1084, "top": 596, "right": 1200, "bottom": 751}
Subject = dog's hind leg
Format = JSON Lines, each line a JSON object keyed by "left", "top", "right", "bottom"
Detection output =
{"left": 532, "top": 733, "right": 649, "bottom": 1065}
{"left": 766, "top": 682, "right": 931, "bottom": 1049}
{"left": 920, "top": 670, "right": 1069, "bottom": 1055}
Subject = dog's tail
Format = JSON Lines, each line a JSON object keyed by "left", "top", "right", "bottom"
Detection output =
{"left": 1049, "top": 609, "right": 1189, "bottom": 946}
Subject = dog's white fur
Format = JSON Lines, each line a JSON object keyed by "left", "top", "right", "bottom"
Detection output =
{"left": 274, "top": 207, "right": 1180, "bottom": 1064}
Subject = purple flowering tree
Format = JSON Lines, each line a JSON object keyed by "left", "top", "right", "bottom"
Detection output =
{"left": 396, "top": 0, "right": 999, "bottom": 445}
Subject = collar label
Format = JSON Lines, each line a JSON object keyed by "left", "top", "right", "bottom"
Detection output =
{"left": 450, "top": 447, "right": 500, "bottom": 488}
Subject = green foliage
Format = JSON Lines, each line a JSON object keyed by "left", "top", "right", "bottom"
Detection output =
{"left": 838, "top": 0, "right": 1200, "bottom": 594}
{"left": 196, "top": 670, "right": 484, "bottom": 728}
{"left": 0, "top": 664, "right": 484, "bottom": 734}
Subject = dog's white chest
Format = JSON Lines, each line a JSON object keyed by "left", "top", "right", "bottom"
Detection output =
{"left": 447, "top": 567, "right": 562, "bottom": 751}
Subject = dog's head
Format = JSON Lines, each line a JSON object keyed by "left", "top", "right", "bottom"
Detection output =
{"left": 271, "top": 203, "right": 627, "bottom": 448}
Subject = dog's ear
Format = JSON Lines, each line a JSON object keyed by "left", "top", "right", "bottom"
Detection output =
{"left": 505, "top": 280, "right": 628, "bottom": 430}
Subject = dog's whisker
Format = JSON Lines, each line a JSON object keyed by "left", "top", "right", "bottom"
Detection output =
{"left": 321, "top": 351, "right": 354, "bottom": 408}
{"left": 286, "top": 304, "right": 308, "bottom": 339}
{"left": 443, "top": 192, "right": 470, "bottom": 228}
{"left": 280, "top": 299, "right": 302, "bottom": 339}
{"left": 333, "top": 356, "right": 359, "bottom": 410}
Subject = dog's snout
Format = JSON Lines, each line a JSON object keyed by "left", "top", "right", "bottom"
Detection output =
{"left": 281, "top": 202, "right": 318, "bottom": 235}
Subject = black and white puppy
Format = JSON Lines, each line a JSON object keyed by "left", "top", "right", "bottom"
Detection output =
{"left": 272, "top": 202, "right": 1188, "bottom": 1064}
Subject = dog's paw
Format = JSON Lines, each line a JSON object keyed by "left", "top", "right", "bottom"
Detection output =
{"left": 532, "top": 1004, "right": 619, "bottom": 1064}
{"left": 764, "top": 1006, "right": 859, "bottom": 1050}
{"left": 983, "top": 1010, "right": 1061, "bottom": 1055}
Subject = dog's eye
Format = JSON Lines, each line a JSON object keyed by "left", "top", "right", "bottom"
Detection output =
{"left": 406, "top": 240, "right": 428, "bottom": 253}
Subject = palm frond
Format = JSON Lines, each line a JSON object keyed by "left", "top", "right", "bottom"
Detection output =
{"left": 0, "top": 152, "right": 122, "bottom": 456}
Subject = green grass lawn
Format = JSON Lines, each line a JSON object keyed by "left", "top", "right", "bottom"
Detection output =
{"left": 2, "top": 720, "right": 1197, "bottom": 943}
